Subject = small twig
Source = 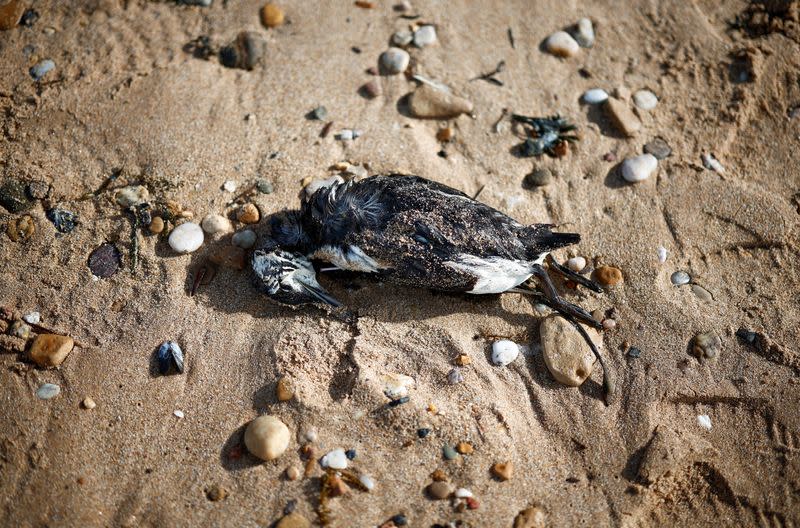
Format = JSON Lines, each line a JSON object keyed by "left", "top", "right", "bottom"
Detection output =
{"left": 507, "top": 27, "right": 515, "bottom": 49}
{"left": 472, "top": 184, "right": 486, "bottom": 200}
{"left": 469, "top": 60, "right": 506, "bottom": 85}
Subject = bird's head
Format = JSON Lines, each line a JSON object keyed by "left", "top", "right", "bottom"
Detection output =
{"left": 251, "top": 247, "right": 341, "bottom": 307}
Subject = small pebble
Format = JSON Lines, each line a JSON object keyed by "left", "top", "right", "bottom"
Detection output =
{"left": 427, "top": 481, "right": 454, "bottom": 500}
{"left": 413, "top": 25, "right": 437, "bottom": 47}
{"left": 0, "top": 179, "right": 31, "bottom": 213}
{"left": 572, "top": 17, "right": 595, "bottom": 48}
{"left": 644, "top": 138, "right": 672, "bottom": 160}
{"left": 408, "top": 84, "right": 473, "bottom": 119}
{"left": 392, "top": 30, "right": 413, "bottom": 47}
{"left": 88, "top": 243, "right": 121, "bottom": 278}
{"left": 627, "top": 347, "right": 641, "bottom": 358}
{"left": 466, "top": 497, "right": 480, "bottom": 510}
{"left": 47, "top": 208, "right": 78, "bottom": 234}
{"left": 82, "top": 397, "right": 96, "bottom": 409}
{"left": 29, "top": 59, "right": 55, "bottom": 81}
{"left": 115, "top": 185, "right": 149, "bottom": 207}
{"left": 633, "top": 89, "right": 658, "bottom": 110}
{"left": 6, "top": 215, "right": 35, "bottom": 242}
{"left": 320, "top": 448, "right": 348, "bottom": 469}
{"left": 260, "top": 3, "right": 285, "bottom": 28}
{"left": 276, "top": 376, "right": 294, "bottom": 401}
{"left": 582, "top": 88, "right": 608, "bottom": 104}
{"left": 222, "top": 180, "right": 237, "bottom": 192}
{"left": 28, "top": 334, "right": 74, "bottom": 368}
{"left": 540, "top": 315, "right": 600, "bottom": 386}
{"left": 219, "top": 32, "right": 264, "bottom": 70}
{"left": 23, "top": 311, "right": 40, "bottom": 324}
{"left": 657, "top": 246, "right": 668, "bottom": 263}
{"left": 310, "top": 106, "right": 328, "bottom": 121}
{"left": 455, "top": 488, "right": 473, "bottom": 499}
{"left": 491, "top": 340, "right": 519, "bottom": 366}
{"left": 515, "top": 507, "right": 547, "bottom": 528}
{"left": 544, "top": 31, "right": 579, "bottom": 58}
{"left": 36, "top": 383, "right": 60, "bottom": 400}
{"left": 382, "top": 373, "right": 415, "bottom": 399}
{"left": 10, "top": 321, "right": 30, "bottom": 339}
{"left": 149, "top": 216, "right": 165, "bottom": 234}
{"left": 231, "top": 229, "right": 256, "bottom": 249}
{"left": 244, "top": 415, "right": 291, "bottom": 461}
{"left": 157, "top": 341, "right": 185, "bottom": 374}
{"left": 492, "top": 461, "right": 513, "bottom": 481}
{"left": 379, "top": 47, "right": 410, "bottom": 75}
{"left": 286, "top": 466, "right": 300, "bottom": 480}
{"left": 417, "top": 428, "right": 431, "bottom": 438}
{"left": 391, "top": 514, "right": 408, "bottom": 526}
{"left": 361, "top": 79, "right": 381, "bottom": 98}
{"left": 168, "top": 222, "right": 204, "bottom": 253}
{"left": 701, "top": 153, "right": 725, "bottom": 174}
{"left": 256, "top": 179, "right": 274, "bottom": 194}
{"left": 276, "top": 513, "right": 310, "bottom": 528}
{"left": 567, "top": 256, "right": 586, "bottom": 272}
{"left": 595, "top": 265, "right": 623, "bottom": 286}
{"left": 174, "top": 410, "right": 185, "bottom": 419}
{"left": 201, "top": 214, "right": 233, "bottom": 235}
{"left": 447, "top": 367, "right": 464, "bottom": 384}
{"left": 455, "top": 354, "right": 471, "bottom": 366}
{"left": 436, "top": 127, "right": 454, "bottom": 142}
{"left": 345, "top": 449, "right": 356, "bottom": 460}
{"left": 602, "top": 319, "right": 617, "bottom": 330}
{"left": 523, "top": 168, "right": 552, "bottom": 188}
{"left": 604, "top": 97, "right": 641, "bottom": 137}
{"left": 456, "top": 442, "right": 473, "bottom": 455}
{"left": 691, "top": 284, "right": 713, "bottom": 302}
{"left": 430, "top": 469, "right": 447, "bottom": 481}
{"left": 206, "top": 484, "right": 228, "bottom": 501}
{"left": 670, "top": 271, "right": 691, "bottom": 286}
{"left": 693, "top": 332, "right": 721, "bottom": 360}
{"left": 621, "top": 154, "right": 658, "bottom": 183}
{"left": 338, "top": 129, "right": 354, "bottom": 141}
{"left": 443, "top": 444, "right": 458, "bottom": 460}
{"left": 359, "top": 474, "right": 375, "bottom": 491}
{"left": 697, "top": 414, "right": 712, "bottom": 431}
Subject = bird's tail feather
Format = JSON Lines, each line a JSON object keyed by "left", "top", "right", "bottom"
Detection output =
{"left": 524, "top": 226, "right": 580, "bottom": 251}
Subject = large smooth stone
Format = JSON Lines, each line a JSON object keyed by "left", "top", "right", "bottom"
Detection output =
{"left": 408, "top": 84, "right": 473, "bottom": 119}
{"left": 540, "top": 315, "right": 600, "bottom": 386}
{"left": 244, "top": 415, "right": 290, "bottom": 461}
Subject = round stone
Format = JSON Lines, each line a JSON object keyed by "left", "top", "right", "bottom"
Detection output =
{"left": 670, "top": 271, "right": 690, "bottom": 286}
{"left": 633, "top": 89, "right": 658, "bottom": 110}
{"left": 286, "top": 466, "right": 300, "bottom": 480}
{"left": 149, "top": 216, "right": 165, "bottom": 234}
{"left": 232, "top": 229, "right": 257, "bottom": 249}
{"left": 621, "top": 154, "right": 658, "bottom": 183}
{"left": 201, "top": 214, "right": 233, "bottom": 234}
{"left": 540, "top": 315, "right": 600, "bottom": 387}
{"left": 82, "top": 397, "right": 96, "bottom": 409}
{"left": 427, "top": 481, "right": 454, "bottom": 500}
{"left": 573, "top": 17, "right": 594, "bottom": 48}
{"left": 359, "top": 474, "right": 375, "bottom": 491}
{"left": 644, "top": 137, "right": 672, "bottom": 160}
{"left": 567, "top": 256, "right": 586, "bottom": 273}
{"left": 168, "top": 222, "right": 204, "bottom": 253}
{"left": 581, "top": 88, "right": 608, "bottom": 104}
{"left": 237, "top": 203, "right": 260, "bottom": 224}
{"left": 544, "top": 31, "right": 579, "bottom": 57}
{"left": 692, "top": 332, "right": 721, "bottom": 359}
{"left": 88, "top": 243, "right": 121, "bottom": 278}
{"left": 36, "top": 383, "right": 60, "bottom": 400}
{"left": 594, "top": 265, "right": 623, "bottom": 286}
{"left": 379, "top": 47, "right": 410, "bottom": 74}
{"left": 276, "top": 376, "right": 294, "bottom": 401}
{"left": 320, "top": 448, "right": 348, "bottom": 469}
{"left": 28, "top": 334, "right": 74, "bottom": 367}
{"left": 244, "top": 415, "right": 291, "bottom": 461}
{"left": 491, "top": 340, "right": 519, "bottom": 366}
{"left": 523, "top": 168, "right": 552, "bottom": 188}
{"left": 260, "top": 3, "right": 284, "bottom": 28}
{"left": 361, "top": 79, "right": 381, "bottom": 98}
{"left": 413, "top": 25, "right": 437, "bottom": 47}
{"left": 392, "top": 30, "right": 413, "bottom": 46}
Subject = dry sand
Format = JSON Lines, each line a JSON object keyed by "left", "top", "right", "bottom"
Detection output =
{"left": 2, "top": 0, "right": 800, "bottom": 526}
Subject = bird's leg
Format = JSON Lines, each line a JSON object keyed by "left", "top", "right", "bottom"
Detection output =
{"left": 529, "top": 265, "right": 601, "bottom": 329}
{"left": 545, "top": 254, "right": 604, "bottom": 293}
{"left": 561, "top": 311, "right": 615, "bottom": 405}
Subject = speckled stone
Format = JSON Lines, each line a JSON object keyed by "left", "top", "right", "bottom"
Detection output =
{"left": 540, "top": 315, "right": 599, "bottom": 386}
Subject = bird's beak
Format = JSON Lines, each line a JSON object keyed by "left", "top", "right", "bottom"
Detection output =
{"left": 298, "top": 279, "right": 342, "bottom": 308}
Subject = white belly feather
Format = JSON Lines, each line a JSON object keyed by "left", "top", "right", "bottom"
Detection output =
{"left": 444, "top": 253, "right": 546, "bottom": 294}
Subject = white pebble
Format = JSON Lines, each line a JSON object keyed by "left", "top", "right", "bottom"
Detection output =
{"left": 392, "top": 30, "right": 413, "bottom": 46}
{"left": 382, "top": 373, "right": 416, "bottom": 399}
{"left": 36, "top": 383, "right": 60, "bottom": 400}
{"left": 222, "top": 180, "right": 237, "bottom": 192}
{"left": 338, "top": 129, "right": 354, "bottom": 141}
{"left": 621, "top": 154, "right": 658, "bottom": 183}
{"left": 582, "top": 88, "right": 608, "bottom": 104}
{"left": 174, "top": 410, "right": 185, "bottom": 419}
{"left": 454, "top": 488, "right": 473, "bottom": 498}
{"left": 380, "top": 47, "right": 410, "bottom": 74}
{"left": 697, "top": 414, "right": 712, "bottom": 430}
{"left": 657, "top": 246, "right": 668, "bottom": 263}
{"left": 115, "top": 185, "right": 150, "bottom": 207}
{"left": 544, "top": 31, "right": 580, "bottom": 58}
{"left": 201, "top": 214, "right": 233, "bottom": 235}
{"left": 413, "top": 25, "right": 437, "bottom": 47}
{"left": 567, "top": 256, "right": 586, "bottom": 272}
{"left": 671, "top": 271, "right": 691, "bottom": 286}
{"left": 447, "top": 367, "right": 464, "bottom": 384}
{"left": 23, "top": 312, "right": 41, "bottom": 324}
{"left": 245, "top": 415, "right": 291, "bottom": 461}
{"left": 232, "top": 229, "right": 257, "bottom": 249}
{"left": 633, "top": 89, "right": 658, "bottom": 110}
{"left": 320, "top": 448, "right": 348, "bottom": 470}
{"left": 573, "top": 17, "right": 595, "bottom": 48}
{"left": 359, "top": 474, "right": 375, "bottom": 491}
{"left": 701, "top": 153, "right": 725, "bottom": 174}
{"left": 491, "top": 340, "right": 520, "bottom": 366}
{"left": 168, "top": 222, "right": 204, "bottom": 253}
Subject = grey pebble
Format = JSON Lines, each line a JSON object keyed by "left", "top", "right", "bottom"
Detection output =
{"left": 442, "top": 444, "right": 458, "bottom": 460}
{"left": 36, "top": 383, "right": 60, "bottom": 400}
{"left": 644, "top": 137, "right": 672, "bottom": 160}
{"left": 523, "top": 168, "right": 552, "bottom": 188}
{"left": 310, "top": 106, "right": 328, "bottom": 121}
{"left": 379, "top": 47, "right": 410, "bottom": 75}
{"left": 670, "top": 271, "right": 690, "bottom": 286}
{"left": 232, "top": 229, "right": 257, "bottom": 249}
{"left": 29, "top": 59, "right": 55, "bottom": 81}
{"left": 447, "top": 367, "right": 463, "bottom": 384}
{"left": 392, "top": 30, "right": 413, "bottom": 47}
{"left": 256, "top": 179, "right": 273, "bottom": 194}
{"left": 691, "top": 284, "right": 713, "bottom": 302}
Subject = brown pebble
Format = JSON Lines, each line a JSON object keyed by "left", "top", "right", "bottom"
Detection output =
{"left": 7, "top": 215, "right": 35, "bottom": 242}
{"left": 328, "top": 475, "right": 348, "bottom": 497}
{"left": 261, "top": 3, "right": 285, "bottom": 28}
{"left": 455, "top": 442, "right": 473, "bottom": 455}
{"left": 466, "top": 497, "right": 479, "bottom": 510}
{"left": 436, "top": 127, "right": 454, "bottom": 142}
{"left": 355, "top": 0, "right": 375, "bottom": 7}
{"left": 594, "top": 265, "right": 623, "bottom": 286}
{"left": 491, "top": 461, "right": 513, "bottom": 481}
{"left": 276, "top": 376, "right": 294, "bottom": 401}
{"left": 514, "top": 506, "right": 546, "bottom": 528}
{"left": 82, "top": 397, "right": 96, "bottom": 410}
{"left": 427, "top": 481, "right": 454, "bottom": 500}
{"left": 28, "top": 334, "right": 74, "bottom": 368}
{"left": 148, "top": 216, "right": 165, "bottom": 234}
{"left": 276, "top": 513, "right": 310, "bottom": 528}
{"left": 206, "top": 484, "right": 229, "bottom": 502}
{"left": 455, "top": 354, "right": 471, "bottom": 366}
{"left": 361, "top": 79, "right": 381, "bottom": 98}
{"left": 286, "top": 466, "right": 300, "bottom": 480}
{"left": 0, "top": 0, "right": 24, "bottom": 30}
{"left": 430, "top": 469, "right": 447, "bottom": 481}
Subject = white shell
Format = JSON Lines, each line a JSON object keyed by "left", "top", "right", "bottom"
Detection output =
{"left": 697, "top": 414, "right": 712, "bottom": 430}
